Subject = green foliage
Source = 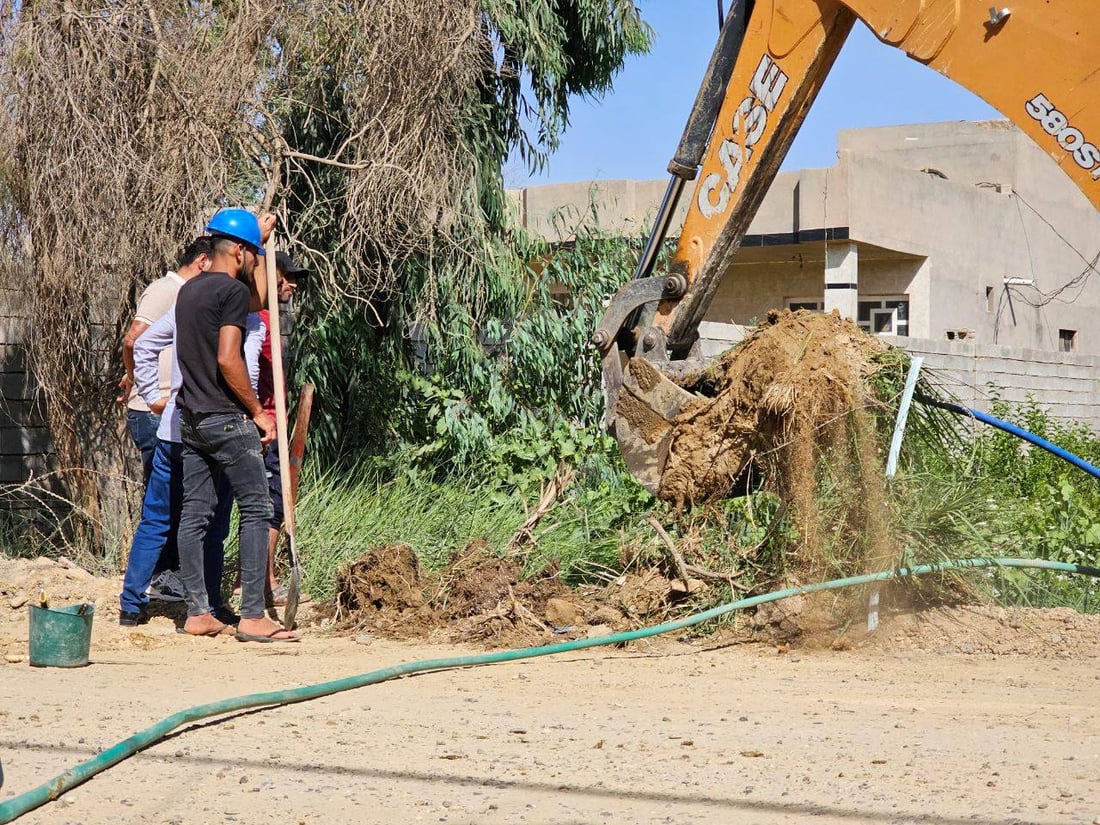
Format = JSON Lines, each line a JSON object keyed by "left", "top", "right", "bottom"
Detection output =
{"left": 279, "top": 2, "right": 651, "bottom": 469}
{"left": 296, "top": 232, "right": 643, "bottom": 482}
{"left": 480, "top": 0, "right": 653, "bottom": 170}
{"left": 926, "top": 391, "right": 1100, "bottom": 610}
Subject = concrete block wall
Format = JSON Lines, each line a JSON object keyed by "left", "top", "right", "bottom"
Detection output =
{"left": 880, "top": 336, "right": 1100, "bottom": 430}
{"left": 0, "top": 299, "right": 57, "bottom": 496}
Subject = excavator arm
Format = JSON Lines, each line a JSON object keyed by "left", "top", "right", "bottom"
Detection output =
{"left": 596, "top": 0, "right": 1100, "bottom": 496}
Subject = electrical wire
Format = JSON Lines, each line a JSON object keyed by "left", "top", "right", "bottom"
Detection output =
{"left": 976, "top": 182, "right": 1100, "bottom": 309}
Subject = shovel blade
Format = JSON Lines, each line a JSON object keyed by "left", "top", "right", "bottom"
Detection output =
{"left": 283, "top": 566, "right": 301, "bottom": 630}
{"left": 282, "top": 535, "right": 301, "bottom": 630}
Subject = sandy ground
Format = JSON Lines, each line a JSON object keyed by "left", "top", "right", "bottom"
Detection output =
{"left": 3, "top": 559, "right": 1100, "bottom": 825}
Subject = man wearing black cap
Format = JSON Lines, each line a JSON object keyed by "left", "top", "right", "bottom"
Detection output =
{"left": 273, "top": 251, "right": 308, "bottom": 356}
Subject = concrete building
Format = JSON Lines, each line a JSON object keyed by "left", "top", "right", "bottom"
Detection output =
{"left": 510, "top": 120, "right": 1100, "bottom": 428}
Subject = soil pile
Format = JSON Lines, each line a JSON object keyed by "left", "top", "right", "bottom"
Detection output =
{"left": 0, "top": 556, "right": 329, "bottom": 661}
{"left": 335, "top": 543, "right": 573, "bottom": 646}
{"left": 864, "top": 604, "right": 1100, "bottom": 659}
{"left": 332, "top": 544, "right": 716, "bottom": 647}
{"left": 660, "top": 309, "right": 889, "bottom": 506}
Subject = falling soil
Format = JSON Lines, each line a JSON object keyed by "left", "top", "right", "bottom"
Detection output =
{"left": 655, "top": 309, "right": 897, "bottom": 584}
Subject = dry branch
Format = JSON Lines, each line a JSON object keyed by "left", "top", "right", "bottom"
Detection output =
{"left": 506, "top": 463, "right": 576, "bottom": 551}
{"left": 647, "top": 516, "right": 745, "bottom": 590}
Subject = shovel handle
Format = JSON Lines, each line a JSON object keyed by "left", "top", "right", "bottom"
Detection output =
{"left": 264, "top": 236, "right": 295, "bottom": 538}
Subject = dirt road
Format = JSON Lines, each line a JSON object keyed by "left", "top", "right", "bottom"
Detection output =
{"left": 3, "top": 611, "right": 1100, "bottom": 825}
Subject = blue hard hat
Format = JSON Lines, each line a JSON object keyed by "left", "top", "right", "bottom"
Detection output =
{"left": 205, "top": 208, "right": 265, "bottom": 255}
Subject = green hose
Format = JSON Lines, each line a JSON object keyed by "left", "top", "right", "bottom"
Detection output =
{"left": 2, "top": 556, "right": 1098, "bottom": 823}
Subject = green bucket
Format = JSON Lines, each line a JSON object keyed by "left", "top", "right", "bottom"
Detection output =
{"left": 28, "top": 603, "right": 94, "bottom": 667}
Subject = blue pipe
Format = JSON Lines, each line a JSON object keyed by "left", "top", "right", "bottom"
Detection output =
{"left": 917, "top": 396, "right": 1100, "bottom": 481}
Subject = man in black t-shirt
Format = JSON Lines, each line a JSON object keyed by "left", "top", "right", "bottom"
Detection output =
{"left": 175, "top": 208, "right": 297, "bottom": 642}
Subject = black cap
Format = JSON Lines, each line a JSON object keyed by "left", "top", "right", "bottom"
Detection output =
{"left": 275, "top": 251, "right": 310, "bottom": 279}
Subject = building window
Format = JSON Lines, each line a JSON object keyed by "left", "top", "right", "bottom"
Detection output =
{"left": 985, "top": 286, "right": 994, "bottom": 313}
{"left": 788, "top": 299, "right": 823, "bottom": 313}
{"left": 857, "top": 296, "right": 909, "bottom": 336}
{"left": 1059, "top": 329, "right": 1077, "bottom": 353}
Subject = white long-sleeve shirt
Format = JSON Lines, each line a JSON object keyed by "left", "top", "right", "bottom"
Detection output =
{"left": 134, "top": 307, "right": 265, "bottom": 443}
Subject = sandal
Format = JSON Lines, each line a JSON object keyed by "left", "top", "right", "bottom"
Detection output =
{"left": 234, "top": 628, "right": 300, "bottom": 643}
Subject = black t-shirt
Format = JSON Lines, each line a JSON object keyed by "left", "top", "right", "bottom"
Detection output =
{"left": 175, "top": 271, "right": 251, "bottom": 415}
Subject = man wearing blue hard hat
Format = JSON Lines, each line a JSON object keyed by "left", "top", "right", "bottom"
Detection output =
{"left": 173, "top": 207, "right": 298, "bottom": 641}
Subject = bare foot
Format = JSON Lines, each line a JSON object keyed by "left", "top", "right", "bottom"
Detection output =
{"left": 183, "top": 613, "right": 231, "bottom": 637}
{"left": 236, "top": 616, "right": 299, "bottom": 643}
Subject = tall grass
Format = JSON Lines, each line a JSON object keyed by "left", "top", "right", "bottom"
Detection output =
{"left": 291, "top": 452, "right": 657, "bottom": 602}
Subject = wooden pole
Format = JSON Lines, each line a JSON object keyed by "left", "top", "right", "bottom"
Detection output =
{"left": 264, "top": 235, "right": 301, "bottom": 628}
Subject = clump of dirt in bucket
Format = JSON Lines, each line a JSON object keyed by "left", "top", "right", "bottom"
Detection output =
{"left": 658, "top": 309, "right": 900, "bottom": 589}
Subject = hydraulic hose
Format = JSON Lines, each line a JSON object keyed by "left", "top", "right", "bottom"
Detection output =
{"left": 3, "top": 556, "right": 1099, "bottom": 823}
{"left": 918, "top": 396, "right": 1100, "bottom": 481}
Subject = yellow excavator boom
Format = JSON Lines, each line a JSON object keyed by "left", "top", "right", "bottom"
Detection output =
{"left": 665, "top": 0, "right": 1100, "bottom": 348}
{"left": 595, "top": 0, "right": 1100, "bottom": 496}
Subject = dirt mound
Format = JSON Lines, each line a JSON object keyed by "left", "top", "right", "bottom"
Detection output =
{"left": 334, "top": 544, "right": 576, "bottom": 646}
{"left": 0, "top": 556, "right": 187, "bottom": 660}
{"left": 333, "top": 544, "right": 720, "bottom": 646}
{"left": 334, "top": 543, "right": 426, "bottom": 625}
{"left": 326, "top": 542, "right": 1100, "bottom": 657}
{"left": 865, "top": 604, "right": 1100, "bottom": 659}
{"left": 0, "top": 555, "right": 330, "bottom": 662}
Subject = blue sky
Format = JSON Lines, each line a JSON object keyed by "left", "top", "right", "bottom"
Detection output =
{"left": 507, "top": 2, "right": 1001, "bottom": 187}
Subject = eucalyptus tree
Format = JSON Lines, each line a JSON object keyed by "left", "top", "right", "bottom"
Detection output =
{"left": 0, "top": 0, "right": 649, "bottom": 551}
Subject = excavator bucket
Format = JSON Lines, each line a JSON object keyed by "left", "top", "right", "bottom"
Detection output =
{"left": 610, "top": 358, "right": 697, "bottom": 496}
{"left": 597, "top": 0, "right": 1100, "bottom": 500}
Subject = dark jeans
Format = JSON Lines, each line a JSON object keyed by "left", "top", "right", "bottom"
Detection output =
{"left": 178, "top": 411, "right": 273, "bottom": 619}
{"left": 264, "top": 438, "right": 284, "bottom": 530}
{"left": 119, "top": 440, "right": 232, "bottom": 614}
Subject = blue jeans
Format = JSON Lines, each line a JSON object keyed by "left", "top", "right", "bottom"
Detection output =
{"left": 119, "top": 440, "right": 232, "bottom": 614}
{"left": 179, "top": 411, "right": 273, "bottom": 619}
{"left": 126, "top": 409, "right": 161, "bottom": 488}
